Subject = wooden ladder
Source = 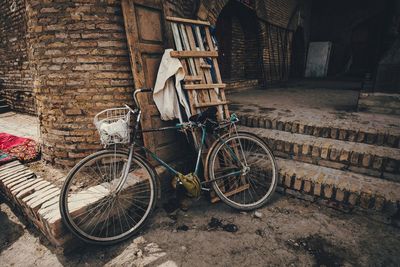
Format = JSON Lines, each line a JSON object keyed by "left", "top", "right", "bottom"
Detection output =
{"left": 166, "top": 16, "right": 230, "bottom": 121}
{"left": 167, "top": 17, "right": 249, "bottom": 203}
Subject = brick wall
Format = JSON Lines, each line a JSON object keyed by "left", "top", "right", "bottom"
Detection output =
{"left": 0, "top": 0, "right": 35, "bottom": 114}
{"left": 230, "top": 16, "right": 246, "bottom": 80}
{"left": 197, "top": 0, "right": 305, "bottom": 84}
{"left": 0, "top": 0, "right": 310, "bottom": 167}
{"left": 26, "top": 0, "right": 134, "bottom": 167}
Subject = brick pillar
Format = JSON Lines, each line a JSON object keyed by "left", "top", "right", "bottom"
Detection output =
{"left": 26, "top": 0, "right": 134, "bottom": 167}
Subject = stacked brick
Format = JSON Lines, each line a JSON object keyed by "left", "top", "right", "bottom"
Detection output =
{"left": 0, "top": 0, "right": 35, "bottom": 114}
{"left": 0, "top": 159, "right": 182, "bottom": 248}
{"left": 0, "top": 161, "right": 72, "bottom": 247}
{"left": 25, "top": 0, "right": 134, "bottom": 167}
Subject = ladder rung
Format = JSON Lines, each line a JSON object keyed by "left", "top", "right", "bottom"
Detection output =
{"left": 170, "top": 51, "right": 218, "bottom": 58}
{"left": 184, "top": 75, "right": 203, "bottom": 82}
{"left": 194, "top": 101, "right": 229, "bottom": 108}
{"left": 166, "top": 16, "right": 210, "bottom": 26}
{"left": 210, "top": 184, "right": 250, "bottom": 203}
{"left": 184, "top": 83, "right": 226, "bottom": 90}
{"left": 200, "top": 63, "right": 212, "bottom": 69}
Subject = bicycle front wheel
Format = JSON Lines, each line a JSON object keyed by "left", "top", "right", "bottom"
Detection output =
{"left": 60, "top": 150, "right": 158, "bottom": 245}
{"left": 208, "top": 132, "right": 277, "bottom": 210}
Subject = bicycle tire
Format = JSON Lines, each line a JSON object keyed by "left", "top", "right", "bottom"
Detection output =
{"left": 59, "top": 150, "right": 158, "bottom": 245}
{"left": 207, "top": 132, "right": 277, "bottom": 210}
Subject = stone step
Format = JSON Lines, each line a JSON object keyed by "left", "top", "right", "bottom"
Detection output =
{"left": 235, "top": 109, "right": 400, "bottom": 149}
{"left": 276, "top": 158, "right": 399, "bottom": 219}
{"left": 239, "top": 126, "right": 400, "bottom": 182}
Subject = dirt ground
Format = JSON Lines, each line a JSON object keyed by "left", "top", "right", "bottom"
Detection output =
{"left": 1, "top": 191, "right": 400, "bottom": 267}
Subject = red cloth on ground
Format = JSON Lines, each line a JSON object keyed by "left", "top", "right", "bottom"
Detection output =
{"left": 0, "top": 133, "right": 39, "bottom": 162}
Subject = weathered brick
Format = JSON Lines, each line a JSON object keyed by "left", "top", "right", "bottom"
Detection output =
{"left": 314, "top": 183, "right": 322, "bottom": 196}
{"left": 372, "top": 157, "right": 383, "bottom": 170}
{"left": 360, "top": 193, "right": 372, "bottom": 209}
{"left": 323, "top": 185, "right": 333, "bottom": 199}
{"left": 294, "top": 178, "right": 302, "bottom": 191}
{"left": 339, "top": 150, "right": 350, "bottom": 163}
{"left": 348, "top": 193, "right": 359, "bottom": 206}
{"left": 335, "top": 189, "right": 345, "bottom": 202}
{"left": 362, "top": 154, "right": 372, "bottom": 168}
{"left": 303, "top": 180, "right": 312, "bottom": 193}
{"left": 302, "top": 144, "right": 310, "bottom": 155}
{"left": 320, "top": 144, "right": 330, "bottom": 159}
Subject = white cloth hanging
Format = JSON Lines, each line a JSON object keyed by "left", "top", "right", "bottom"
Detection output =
{"left": 153, "top": 49, "right": 191, "bottom": 122}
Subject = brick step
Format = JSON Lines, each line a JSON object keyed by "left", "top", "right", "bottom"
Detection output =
{"left": 0, "top": 105, "right": 10, "bottom": 113}
{"left": 0, "top": 159, "right": 187, "bottom": 249}
{"left": 225, "top": 79, "right": 259, "bottom": 90}
{"left": 239, "top": 126, "right": 400, "bottom": 182}
{"left": 276, "top": 158, "right": 399, "bottom": 218}
{"left": 236, "top": 110, "right": 400, "bottom": 149}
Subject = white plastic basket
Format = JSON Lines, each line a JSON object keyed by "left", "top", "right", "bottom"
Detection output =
{"left": 94, "top": 107, "right": 131, "bottom": 146}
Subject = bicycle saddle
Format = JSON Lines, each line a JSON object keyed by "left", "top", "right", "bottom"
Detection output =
{"left": 189, "top": 107, "right": 218, "bottom": 123}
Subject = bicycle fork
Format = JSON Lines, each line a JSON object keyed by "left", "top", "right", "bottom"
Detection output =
{"left": 114, "top": 108, "right": 142, "bottom": 194}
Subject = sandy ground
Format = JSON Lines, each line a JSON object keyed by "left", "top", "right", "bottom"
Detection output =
{"left": 1, "top": 191, "right": 400, "bottom": 267}
{"left": 0, "top": 112, "right": 40, "bottom": 141}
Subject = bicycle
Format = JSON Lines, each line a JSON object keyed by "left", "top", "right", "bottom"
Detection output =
{"left": 60, "top": 88, "right": 277, "bottom": 245}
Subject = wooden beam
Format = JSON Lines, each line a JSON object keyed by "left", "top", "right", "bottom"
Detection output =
{"left": 184, "top": 83, "right": 226, "bottom": 90}
{"left": 166, "top": 16, "right": 210, "bottom": 26}
{"left": 170, "top": 51, "right": 218, "bottom": 58}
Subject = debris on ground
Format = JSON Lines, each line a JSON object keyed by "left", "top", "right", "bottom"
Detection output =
{"left": 207, "top": 217, "right": 238, "bottom": 233}
{"left": 176, "top": 225, "right": 189, "bottom": 231}
{"left": 253, "top": 211, "right": 263, "bottom": 219}
{"left": 222, "top": 223, "right": 238, "bottom": 233}
{"left": 286, "top": 235, "right": 348, "bottom": 266}
{"left": 207, "top": 217, "right": 223, "bottom": 230}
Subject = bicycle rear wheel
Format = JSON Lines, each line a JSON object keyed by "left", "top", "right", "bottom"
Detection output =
{"left": 207, "top": 132, "right": 277, "bottom": 210}
{"left": 60, "top": 150, "right": 157, "bottom": 245}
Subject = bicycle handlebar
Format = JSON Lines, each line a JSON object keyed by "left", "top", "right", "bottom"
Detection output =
{"left": 133, "top": 88, "right": 152, "bottom": 109}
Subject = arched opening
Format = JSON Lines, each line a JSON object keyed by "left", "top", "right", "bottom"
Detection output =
{"left": 290, "top": 26, "right": 306, "bottom": 79}
{"left": 215, "top": 1, "right": 262, "bottom": 86}
{"left": 349, "top": 16, "right": 383, "bottom": 76}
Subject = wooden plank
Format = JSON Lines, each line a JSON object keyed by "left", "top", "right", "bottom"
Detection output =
{"left": 184, "top": 83, "right": 226, "bottom": 90}
{"left": 184, "top": 24, "right": 210, "bottom": 107}
{"left": 210, "top": 184, "right": 250, "bottom": 203}
{"left": 177, "top": 23, "right": 200, "bottom": 117}
{"left": 170, "top": 51, "right": 218, "bottom": 58}
{"left": 166, "top": 16, "right": 210, "bottom": 26}
{"left": 191, "top": 25, "right": 222, "bottom": 120}
{"left": 204, "top": 27, "right": 230, "bottom": 118}
{"left": 194, "top": 101, "right": 229, "bottom": 108}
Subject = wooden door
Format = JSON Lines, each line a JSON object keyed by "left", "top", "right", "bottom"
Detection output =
{"left": 122, "top": 0, "right": 182, "bottom": 162}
